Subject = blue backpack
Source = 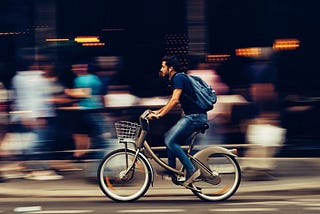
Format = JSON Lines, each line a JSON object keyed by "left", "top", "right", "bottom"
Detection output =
{"left": 185, "top": 74, "right": 217, "bottom": 111}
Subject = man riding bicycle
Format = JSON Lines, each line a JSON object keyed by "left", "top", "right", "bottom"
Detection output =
{"left": 148, "top": 55, "right": 208, "bottom": 187}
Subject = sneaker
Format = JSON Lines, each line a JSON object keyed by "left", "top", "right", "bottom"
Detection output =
{"left": 183, "top": 169, "right": 201, "bottom": 187}
{"left": 25, "top": 170, "right": 63, "bottom": 181}
{"left": 1, "top": 172, "right": 27, "bottom": 179}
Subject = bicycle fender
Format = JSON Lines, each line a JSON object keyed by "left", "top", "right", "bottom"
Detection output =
{"left": 136, "top": 149, "right": 155, "bottom": 184}
{"left": 193, "top": 146, "right": 237, "bottom": 164}
{"left": 140, "top": 152, "right": 155, "bottom": 184}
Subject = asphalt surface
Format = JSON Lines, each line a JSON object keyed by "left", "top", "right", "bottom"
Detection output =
{"left": 0, "top": 158, "right": 320, "bottom": 198}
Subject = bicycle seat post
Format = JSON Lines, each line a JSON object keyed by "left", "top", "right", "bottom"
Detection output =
{"left": 186, "top": 123, "right": 209, "bottom": 155}
{"left": 186, "top": 131, "right": 200, "bottom": 155}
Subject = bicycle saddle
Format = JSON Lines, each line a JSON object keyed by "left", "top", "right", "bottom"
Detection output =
{"left": 198, "top": 123, "right": 209, "bottom": 133}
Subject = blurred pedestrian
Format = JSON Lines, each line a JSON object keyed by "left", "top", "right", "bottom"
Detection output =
{"left": 64, "top": 62, "right": 110, "bottom": 179}
{"left": 9, "top": 60, "right": 63, "bottom": 180}
{"left": 241, "top": 57, "right": 286, "bottom": 180}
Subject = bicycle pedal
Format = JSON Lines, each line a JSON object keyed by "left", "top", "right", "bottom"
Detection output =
{"left": 177, "top": 176, "right": 186, "bottom": 182}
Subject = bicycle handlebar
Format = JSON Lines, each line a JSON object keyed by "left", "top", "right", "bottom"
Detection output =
{"left": 140, "top": 109, "right": 152, "bottom": 121}
{"left": 139, "top": 109, "right": 153, "bottom": 131}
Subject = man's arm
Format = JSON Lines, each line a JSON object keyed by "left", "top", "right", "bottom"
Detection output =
{"left": 149, "top": 88, "right": 182, "bottom": 119}
{"left": 64, "top": 88, "right": 91, "bottom": 98}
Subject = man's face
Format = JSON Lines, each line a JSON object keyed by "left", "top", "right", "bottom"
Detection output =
{"left": 160, "top": 61, "right": 169, "bottom": 77}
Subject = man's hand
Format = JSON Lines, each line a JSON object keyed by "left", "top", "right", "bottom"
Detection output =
{"left": 147, "top": 111, "right": 161, "bottom": 120}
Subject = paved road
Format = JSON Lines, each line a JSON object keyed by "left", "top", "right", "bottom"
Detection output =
{"left": 0, "top": 157, "right": 319, "bottom": 198}
{"left": 0, "top": 158, "right": 320, "bottom": 214}
{"left": 1, "top": 192, "right": 320, "bottom": 214}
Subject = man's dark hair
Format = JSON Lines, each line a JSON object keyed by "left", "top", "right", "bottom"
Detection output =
{"left": 162, "top": 55, "right": 181, "bottom": 72}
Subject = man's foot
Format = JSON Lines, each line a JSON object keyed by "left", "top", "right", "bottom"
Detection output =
{"left": 183, "top": 169, "right": 200, "bottom": 187}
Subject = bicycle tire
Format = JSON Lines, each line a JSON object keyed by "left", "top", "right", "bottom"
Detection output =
{"left": 192, "top": 153, "right": 241, "bottom": 201}
{"left": 98, "top": 148, "right": 153, "bottom": 202}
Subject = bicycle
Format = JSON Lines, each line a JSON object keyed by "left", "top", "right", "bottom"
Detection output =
{"left": 98, "top": 109, "right": 241, "bottom": 202}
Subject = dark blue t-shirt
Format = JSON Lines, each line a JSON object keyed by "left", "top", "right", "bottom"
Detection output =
{"left": 171, "top": 73, "right": 204, "bottom": 114}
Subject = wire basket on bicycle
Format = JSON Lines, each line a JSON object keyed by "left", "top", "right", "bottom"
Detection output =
{"left": 115, "top": 121, "right": 141, "bottom": 143}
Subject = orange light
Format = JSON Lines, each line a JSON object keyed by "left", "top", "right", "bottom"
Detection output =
{"left": 206, "top": 54, "right": 230, "bottom": 62}
{"left": 273, "top": 39, "right": 300, "bottom": 50}
{"left": 74, "top": 36, "right": 100, "bottom": 43}
{"left": 236, "top": 47, "right": 261, "bottom": 57}
{"left": 82, "top": 42, "right": 105, "bottom": 47}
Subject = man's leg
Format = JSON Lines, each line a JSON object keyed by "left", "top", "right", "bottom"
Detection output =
{"left": 164, "top": 116, "right": 197, "bottom": 173}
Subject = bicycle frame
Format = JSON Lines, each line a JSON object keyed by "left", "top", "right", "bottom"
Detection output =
{"left": 99, "top": 109, "right": 241, "bottom": 202}
{"left": 143, "top": 134, "right": 191, "bottom": 176}
{"left": 119, "top": 109, "right": 184, "bottom": 177}
{"left": 142, "top": 125, "right": 237, "bottom": 179}
{"left": 121, "top": 109, "right": 237, "bottom": 179}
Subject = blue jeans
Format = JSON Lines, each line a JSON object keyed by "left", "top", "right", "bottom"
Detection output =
{"left": 164, "top": 113, "right": 207, "bottom": 173}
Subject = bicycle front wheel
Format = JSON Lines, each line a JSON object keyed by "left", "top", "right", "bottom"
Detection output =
{"left": 192, "top": 153, "right": 241, "bottom": 201}
{"left": 98, "top": 148, "right": 153, "bottom": 202}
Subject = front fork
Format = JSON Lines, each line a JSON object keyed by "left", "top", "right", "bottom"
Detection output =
{"left": 119, "top": 144, "right": 140, "bottom": 180}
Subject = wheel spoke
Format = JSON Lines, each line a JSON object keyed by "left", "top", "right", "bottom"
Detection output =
{"left": 98, "top": 149, "right": 152, "bottom": 201}
{"left": 192, "top": 154, "right": 241, "bottom": 201}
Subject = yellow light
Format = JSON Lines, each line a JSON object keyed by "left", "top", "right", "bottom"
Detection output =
{"left": 46, "top": 38, "right": 70, "bottom": 42}
{"left": 74, "top": 36, "right": 100, "bottom": 43}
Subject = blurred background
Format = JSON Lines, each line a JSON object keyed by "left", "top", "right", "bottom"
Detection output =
{"left": 0, "top": 0, "right": 319, "bottom": 170}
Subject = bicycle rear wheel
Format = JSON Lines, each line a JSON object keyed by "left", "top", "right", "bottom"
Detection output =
{"left": 98, "top": 148, "right": 153, "bottom": 202}
{"left": 192, "top": 153, "right": 241, "bottom": 201}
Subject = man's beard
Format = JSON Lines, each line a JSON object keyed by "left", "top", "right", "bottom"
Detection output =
{"left": 163, "top": 72, "right": 170, "bottom": 80}
{"left": 159, "top": 71, "right": 169, "bottom": 80}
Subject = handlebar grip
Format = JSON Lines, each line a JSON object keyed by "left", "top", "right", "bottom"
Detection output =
{"left": 139, "top": 109, "right": 152, "bottom": 131}
{"left": 140, "top": 109, "right": 152, "bottom": 120}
